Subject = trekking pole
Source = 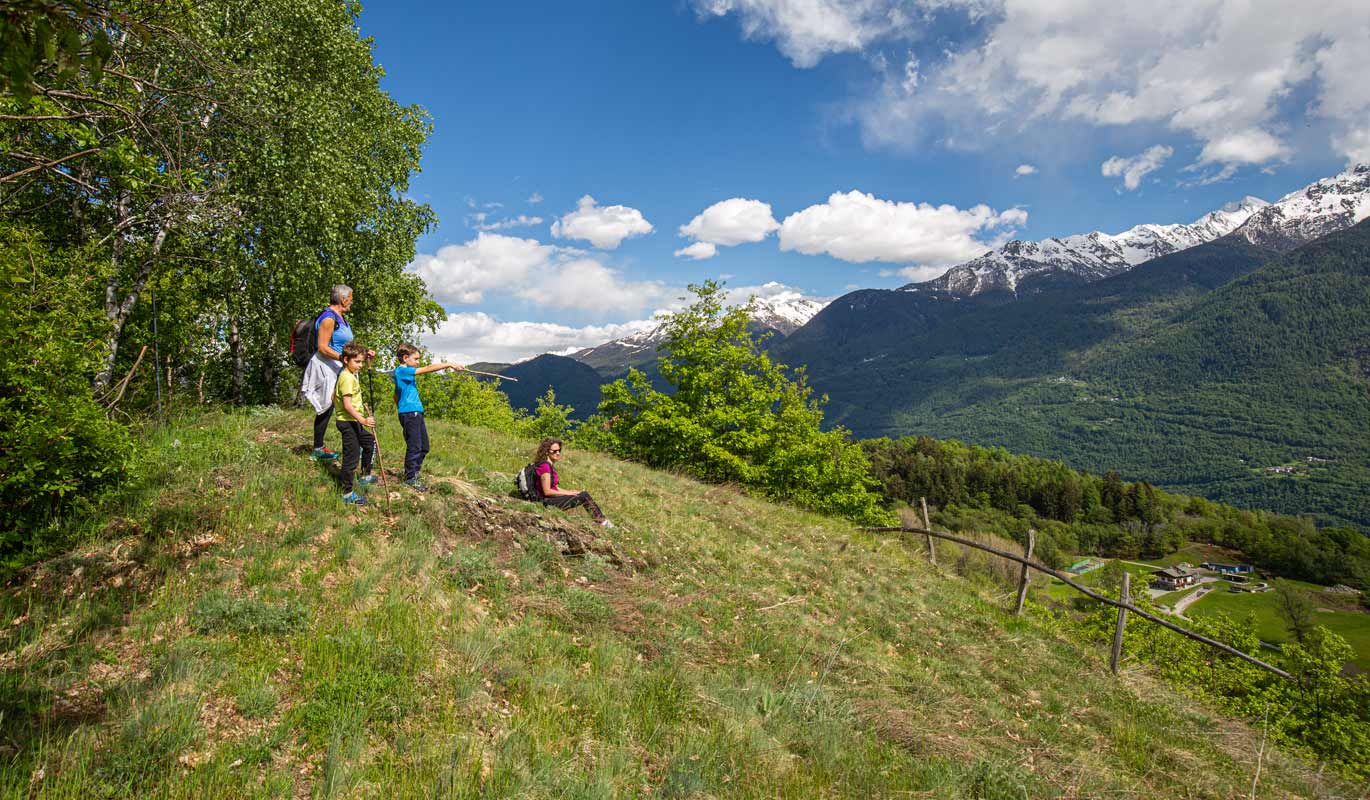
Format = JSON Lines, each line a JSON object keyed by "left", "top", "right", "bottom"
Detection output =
{"left": 367, "top": 366, "right": 393, "bottom": 517}
{"left": 370, "top": 421, "right": 393, "bottom": 518}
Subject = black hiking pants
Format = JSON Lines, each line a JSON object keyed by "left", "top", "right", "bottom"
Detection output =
{"left": 398, "top": 411, "right": 429, "bottom": 481}
{"left": 336, "top": 420, "right": 374, "bottom": 493}
{"left": 542, "top": 491, "right": 605, "bottom": 522}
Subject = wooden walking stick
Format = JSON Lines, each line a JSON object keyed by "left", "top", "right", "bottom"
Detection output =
{"left": 366, "top": 367, "right": 393, "bottom": 517}
{"left": 463, "top": 368, "right": 518, "bottom": 381}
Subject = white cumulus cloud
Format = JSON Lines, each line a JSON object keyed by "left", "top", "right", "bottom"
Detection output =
{"left": 468, "top": 213, "right": 544, "bottom": 232}
{"left": 551, "top": 195, "right": 654, "bottom": 249}
{"left": 778, "top": 190, "right": 1027, "bottom": 267}
{"left": 674, "top": 241, "right": 719, "bottom": 260}
{"left": 679, "top": 197, "right": 781, "bottom": 246}
{"left": 516, "top": 259, "right": 669, "bottom": 313}
{"left": 691, "top": 0, "right": 912, "bottom": 68}
{"left": 409, "top": 233, "right": 554, "bottom": 305}
{"left": 1101, "top": 145, "right": 1173, "bottom": 190}
{"left": 422, "top": 312, "right": 658, "bottom": 365}
{"left": 1195, "top": 130, "right": 1289, "bottom": 167}
{"left": 409, "top": 232, "right": 670, "bottom": 314}
{"left": 708, "top": 0, "right": 1370, "bottom": 171}
{"left": 1014, "top": 164, "right": 1038, "bottom": 177}
{"left": 527, "top": 192, "right": 543, "bottom": 204}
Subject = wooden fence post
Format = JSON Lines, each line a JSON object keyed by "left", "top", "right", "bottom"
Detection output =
{"left": 1014, "top": 528, "right": 1036, "bottom": 615}
{"left": 1111, "top": 572, "right": 1130, "bottom": 675}
{"left": 920, "top": 497, "right": 937, "bottom": 566}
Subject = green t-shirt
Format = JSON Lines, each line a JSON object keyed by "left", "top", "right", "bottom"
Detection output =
{"left": 334, "top": 368, "right": 367, "bottom": 421}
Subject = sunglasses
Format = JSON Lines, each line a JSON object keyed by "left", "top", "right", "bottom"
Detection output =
{"left": 550, "top": 448, "right": 561, "bottom": 454}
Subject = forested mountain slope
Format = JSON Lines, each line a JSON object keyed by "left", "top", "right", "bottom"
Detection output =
{"left": 778, "top": 234, "right": 1279, "bottom": 427}
{"left": 471, "top": 354, "right": 606, "bottom": 419}
{"left": 812, "top": 221, "right": 1370, "bottom": 527}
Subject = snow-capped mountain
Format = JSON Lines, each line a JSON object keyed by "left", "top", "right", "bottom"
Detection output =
{"left": 745, "top": 293, "right": 827, "bottom": 336}
{"left": 902, "top": 196, "right": 1270, "bottom": 297}
{"left": 1230, "top": 164, "right": 1370, "bottom": 250}
{"left": 569, "top": 292, "right": 828, "bottom": 374}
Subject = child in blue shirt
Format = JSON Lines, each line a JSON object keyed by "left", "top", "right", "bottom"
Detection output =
{"left": 393, "top": 343, "right": 464, "bottom": 491}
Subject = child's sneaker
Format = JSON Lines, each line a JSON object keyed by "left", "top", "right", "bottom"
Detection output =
{"left": 599, "top": 519, "right": 615, "bottom": 529}
{"left": 404, "top": 477, "right": 428, "bottom": 492}
{"left": 357, "top": 474, "right": 379, "bottom": 487}
{"left": 311, "top": 447, "right": 339, "bottom": 462}
{"left": 342, "top": 491, "right": 367, "bottom": 506}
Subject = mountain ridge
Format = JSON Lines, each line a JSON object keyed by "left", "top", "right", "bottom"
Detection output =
{"left": 570, "top": 288, "right": 826, "bottom": 375}
{"left": 902, "top": 195, "right": 1269, "bottom": 298}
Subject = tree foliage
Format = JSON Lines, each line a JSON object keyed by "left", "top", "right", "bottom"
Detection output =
{"left": 866, "top": 435, "right": 1370, "bottom": 588}
{"left": 1062, "top": 591, "right": 1370, "bottom": 779}
{"left": 0, "top": 222, "right": 133, "bottom": 560}
{"left": 597, "top": 282, "right": 893, "bottom": 525}
{"left": 0, "top": 0, "right": 439, "bottom": 553}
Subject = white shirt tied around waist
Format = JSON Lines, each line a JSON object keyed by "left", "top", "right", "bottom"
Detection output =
{"left": 300, "top": 351, "right": 344, "bottom": 414}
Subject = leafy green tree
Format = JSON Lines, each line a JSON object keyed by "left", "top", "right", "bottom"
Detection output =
{"left": 525, "top": 388, "right": 575, "bottom": 440}
{"left": 0, "top": 0, "right": 441, "bottom": 558}
{"left": 599, "top": 282, "right": 893, "bottom": 524}
{"left": 1273, "top": 579, "right": 1317, "bottom": 644}
{"left": 0, "top": 222, "right": 133, "bottom": 561}
{"left": 2, "top": 0, "right": 439, "bottom": 403}
{"left": 0, "top": 0, "right": 116, "bottom": 102}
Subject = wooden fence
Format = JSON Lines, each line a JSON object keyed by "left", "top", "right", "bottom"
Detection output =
{"left": 861, "top": 507, "right": 1293, "bottom": 681}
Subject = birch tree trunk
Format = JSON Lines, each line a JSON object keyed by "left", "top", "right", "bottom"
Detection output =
{"left": 93, "top": 218, "right": 169, "bottom": 394}
{"left": 228, "top": 314, "right": 244, "bottom": 405}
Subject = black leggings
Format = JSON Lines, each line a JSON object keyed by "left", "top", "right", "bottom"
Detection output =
{"left": 543, "top": 491, "right": 605, "bottom": 522}
{"left": 313, "top": 404, "right": 333, "bottom": 449}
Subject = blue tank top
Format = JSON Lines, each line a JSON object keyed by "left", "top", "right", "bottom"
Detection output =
{"left": 316, "top": 309, "right": 352, "bottom": 356}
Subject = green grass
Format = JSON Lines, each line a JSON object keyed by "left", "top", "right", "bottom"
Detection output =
{"left": 0, "top": 408, "right": 1357, "bottom": 798}
{"left": 1133, "top": 542, "right": 1238, "bottom": 569}
{"left": 1041, "top": 558, "right": 1158, "bottom": 604}
{"left": 1187, "top": 585, "right": 1370, "bottom": 671}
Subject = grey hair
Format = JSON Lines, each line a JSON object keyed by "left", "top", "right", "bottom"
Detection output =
{"left": 329, "top": 284, "right": 353, "bottom": 304}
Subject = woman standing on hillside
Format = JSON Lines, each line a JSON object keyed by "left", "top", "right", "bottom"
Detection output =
{"left": 300, "top": 285, "right": 374, "bottom": 460}
{"left": 532, "top": 438, "right": 613, "bottom": 527}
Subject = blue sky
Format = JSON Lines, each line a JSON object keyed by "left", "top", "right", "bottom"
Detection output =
{"left": 356, "top": 1, "right": 1368, "bottom": 363}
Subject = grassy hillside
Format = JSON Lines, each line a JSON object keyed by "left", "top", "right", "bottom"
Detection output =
{"left": 0, "top": 410, "right": 1355, "bottom": 798}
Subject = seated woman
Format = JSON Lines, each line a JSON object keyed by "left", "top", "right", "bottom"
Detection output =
{"left": 532, "top": 438, "right": 613, "bottom": 528}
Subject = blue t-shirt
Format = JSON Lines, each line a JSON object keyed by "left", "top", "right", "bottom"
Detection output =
{"left": 315, "top": 309, "right": 352, "bottom": 356}
{"left": 394, "top": 365, "right": 423, "bottom": 414}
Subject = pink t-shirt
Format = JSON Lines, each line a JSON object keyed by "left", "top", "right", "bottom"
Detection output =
{"left": 533, "top": 461, "right": 557, "bottom": 491}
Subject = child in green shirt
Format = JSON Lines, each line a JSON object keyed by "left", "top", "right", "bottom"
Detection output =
{"left": 335, "top": 342, "right": 378, "bottom": 505}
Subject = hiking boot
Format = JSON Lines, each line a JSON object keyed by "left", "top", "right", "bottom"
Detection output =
{"left": 342, "top": 491, "right": 367, "bottom": 506}
{"left": 357, "top": 474, "right": 379, "bottom": 487}
{"left": 599, "top": 519, "right": 615, "bottom": 529}
{"left": 404, "top": 477, "right": 428, "bottom": 492}
{"left": 311, "top": 447, "right": 340, "bottom": 462}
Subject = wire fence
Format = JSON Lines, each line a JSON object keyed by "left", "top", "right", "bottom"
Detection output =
{"left": 860, "top": 507, "right": 1293, "bottom": 681}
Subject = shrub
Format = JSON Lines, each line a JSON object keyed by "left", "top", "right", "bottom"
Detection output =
{"left": 522, "top": 387, "right": 575, "bottom": 440}
{"left": 190, "top": 590, "right": 308, "bottom": 636}
{"left": 0, "top": 224, "right": 134, "bottom": 565}
{"left": 598, "top": 282, "right": 893, "bottom": 525}
{"left": 419, "top": 370, "right": 526, "bottom": 433}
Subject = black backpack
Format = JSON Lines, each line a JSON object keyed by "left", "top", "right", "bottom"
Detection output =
{"left": 515, "top": 463, "right": 543, "bottom": 501}
{"left": 289, "top": 319, "right": 316, "bottom": 367}
{"left": 290, "top": 310, "right": 339, "bottom": 368}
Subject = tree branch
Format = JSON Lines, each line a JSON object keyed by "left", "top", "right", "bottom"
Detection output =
{"left": 0, "top": 147, "right": 102, "bottom": 184}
